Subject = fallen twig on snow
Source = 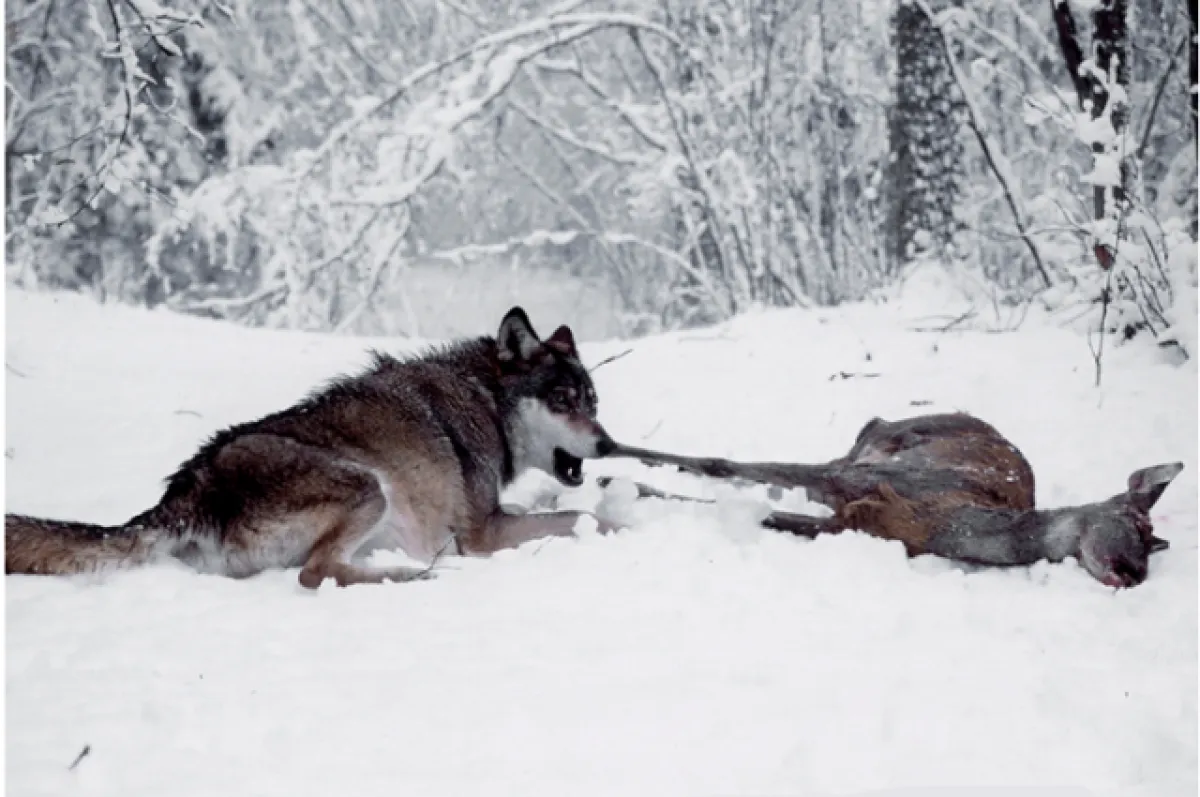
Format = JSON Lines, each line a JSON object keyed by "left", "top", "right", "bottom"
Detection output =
{"left": 908, "top": 308, "right": 977, "bottom": 333}
{"left": 828, "top": 371, "right": 881, "bottom": 381}
{"left": 68, "top": 744, "right": 91, "bottom": 771}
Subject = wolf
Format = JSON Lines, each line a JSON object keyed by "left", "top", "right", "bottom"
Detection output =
{"left": 6, "top": 307, "right": 617, "bottom": 588}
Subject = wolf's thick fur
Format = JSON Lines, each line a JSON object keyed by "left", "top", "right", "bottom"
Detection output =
{"left": 7, "top": 308, "right": 616, "bottom": 588}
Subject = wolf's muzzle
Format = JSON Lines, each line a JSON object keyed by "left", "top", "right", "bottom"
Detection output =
{"left": 595, "top": 434, "right": 615, "bottom": 457}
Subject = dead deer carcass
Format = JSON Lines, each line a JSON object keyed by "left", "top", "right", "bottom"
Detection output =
{"left": 608, "top": 413, "right": 1182, "bottom": 588}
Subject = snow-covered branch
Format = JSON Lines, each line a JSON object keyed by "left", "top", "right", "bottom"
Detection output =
{"left": 918, "top": 0, "right": 1051, "bottom": 288}
{"left": 300, "top": 12, "right": 680, "bottom": 176}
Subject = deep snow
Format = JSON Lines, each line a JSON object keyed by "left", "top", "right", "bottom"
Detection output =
{"left": 5, "top": 278, "right": 1197, "bottom": 797}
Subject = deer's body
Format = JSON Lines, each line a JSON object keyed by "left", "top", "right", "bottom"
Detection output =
{"left": 611, "top": 413, "right": 1181, "bottom": 588}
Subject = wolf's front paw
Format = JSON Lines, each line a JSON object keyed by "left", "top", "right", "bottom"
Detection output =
{"left": 386, "top": 566, "right": 436, "bottom": 583}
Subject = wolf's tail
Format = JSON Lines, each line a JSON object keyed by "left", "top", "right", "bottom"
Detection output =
{"left": 5, "top": 514, "right": 165, "bottom": 575}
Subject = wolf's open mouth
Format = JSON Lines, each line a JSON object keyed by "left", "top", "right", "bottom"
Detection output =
{"left": 553, "top": 448, "right": 584, "bottom": 487}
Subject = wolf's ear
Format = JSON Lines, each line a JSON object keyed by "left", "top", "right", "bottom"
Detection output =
{"left": 1126, "top": 462, "right": 1184, "bottom": 513}
{"left": 546, "top": 324, "right": 577, "bottom": 356}
{"left": 497, "top": 307, "right": 542, "bottom": 362}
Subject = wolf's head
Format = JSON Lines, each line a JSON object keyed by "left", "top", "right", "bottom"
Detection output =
{"left": 495, "top": 307, "right": 614, "bottom": 487}
{"left": 1074, "top": 462, "right": 1183, "bottom": 588}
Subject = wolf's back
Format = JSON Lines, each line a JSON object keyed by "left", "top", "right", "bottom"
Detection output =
{"left": 5, "top": 514, "right": 164, "bottom": 575}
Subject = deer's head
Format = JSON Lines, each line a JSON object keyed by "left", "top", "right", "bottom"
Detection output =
{"left": 1076, "top": 463, "right": 1183, "bottom": 588}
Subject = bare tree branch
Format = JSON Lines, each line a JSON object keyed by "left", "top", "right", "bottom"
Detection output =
{"left": 918, "top": 0, "right": 1052, "bottom": 288}
{"left": 300, "top": 12, "right": 680, "bottom": 175}
{"left": 1136, "top": 34, "right": 1189, "bottom": 162}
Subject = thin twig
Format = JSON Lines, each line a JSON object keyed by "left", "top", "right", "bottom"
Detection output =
{"left": 909, "top": 308, "right": 977, "bottom": 333}
{"left": 68, "top": 745, "right": 91, "bottom": 771}
{"left": 1136, "top": 34, "right": 1188, "bottom": 163}
{"left": 333, "top": 215, "right": 412, "bottom": 334}
{"left": 828, "top": 371, "right": 882, "bottom": 381}
{"left": 58, "top": 0, "right": 137, "bottom": 225}
{"left": 1088, "top": 208, "right": 1130, "bottom": 388}
{"left": 421, "top": 538, "right": 456, "bottom": 576}
{"left": 639, "top": 418, "right": 665, "bottom": 441}
{"left": 628, "top": 29, "right": 742, "bottom": 310}
{"left": 295, "top": 0, "right": 395, "bottom": 84}
{"left": 916, "top": 0, "right": 1051, "bottom": 288}
{"left": 300, "top": 13, "right": 680, "bottom": 176}
{"left": 1090, "top": 268, "right": 1115, "bottom": 387}
{"left": 589, "top": 348, "right": 633, "bottom": 372}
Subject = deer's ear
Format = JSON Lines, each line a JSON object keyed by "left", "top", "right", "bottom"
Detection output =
{"left": 1126, "top": 462, "right": 1184, "bottom": 513}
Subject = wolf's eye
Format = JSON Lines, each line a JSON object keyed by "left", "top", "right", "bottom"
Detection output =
{"left": 549, "top": 386, "right": 575, "bottom": 411}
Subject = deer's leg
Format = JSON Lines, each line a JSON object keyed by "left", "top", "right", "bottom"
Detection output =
{"left": 460, "top": 510, "right": 625, "bottom": 556}
{"left": 604, "top": 478, "right": 848, "bottom": 541}
{"left": 595, "top": 476, "right": 849, "bottom": 541}
{"left": 762, "top": 511, "right": 844, "bottom": 539}
{"left": 609, "top": 442, "right": 833, "bottom": 496}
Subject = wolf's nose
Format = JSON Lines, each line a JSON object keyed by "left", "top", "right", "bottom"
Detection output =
{"left": 595, "top": 436, "right": 615, "bottom": 457}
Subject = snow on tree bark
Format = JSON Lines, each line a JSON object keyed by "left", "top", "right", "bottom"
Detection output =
{"left": 886, "top": 0, "right": 966, "bottom": 269}
{"left": 1052, "top": 0, "right": 1130, "bottom": 227}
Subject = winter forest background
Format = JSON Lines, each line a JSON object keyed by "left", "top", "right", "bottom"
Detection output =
{"left": 5, "top": 0, "right": 1197, "bottom": 349}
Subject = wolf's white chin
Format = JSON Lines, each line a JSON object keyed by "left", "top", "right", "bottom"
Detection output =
{"left": 511, "top": 397, "right": 603, "bottom": 467}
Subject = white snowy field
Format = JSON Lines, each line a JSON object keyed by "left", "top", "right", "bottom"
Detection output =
{"left": 5, "top": 277, "right": 1197, "bottom": 797}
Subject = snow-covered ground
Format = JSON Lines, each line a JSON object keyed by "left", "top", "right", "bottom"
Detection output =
{"left": 5, "top": 278, "right": 1197, "bottom": 797}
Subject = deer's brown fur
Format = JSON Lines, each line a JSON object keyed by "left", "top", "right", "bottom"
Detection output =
{"left": 609, "top": 412, "right": 1182, "bottom": 588}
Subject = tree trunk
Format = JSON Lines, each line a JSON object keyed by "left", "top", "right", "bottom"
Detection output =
{"left": 1090, "top": 0, "right": 1129, "bottom": 220}
{"left": 886, "top": 0, "right": 965, "bottom": 268}
{"left": 1051, "top": 0, "right": 1131, "bottom": 261}
{"left": 1189, "top": 0, "right": 1198, "bottom": 137}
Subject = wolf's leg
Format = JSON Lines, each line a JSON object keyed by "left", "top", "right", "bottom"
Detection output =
{"left": 296, "top": 488, "right": 434, "bottom": 589}
{"left": 204, "top": 433, "right": 432, "bottom": 589}
{"left": 460, "top": 510, "right": 624, "bottom": 555}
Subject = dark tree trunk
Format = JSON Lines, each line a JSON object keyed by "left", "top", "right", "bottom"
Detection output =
{"left": 886, "top": 0, "right": 965, "bottom": 268}
{"left": 1091, "top": 0, "right": 1129, "bottom": 218}
{"left": 1050, "top": 0, "right": 1130, "bottom": 257}
{"left": 1052, "top": 0, "right": 1128, "bottom": 218}
{"left": 1189, "top": 0, "right": 1198, "bottom": 137}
